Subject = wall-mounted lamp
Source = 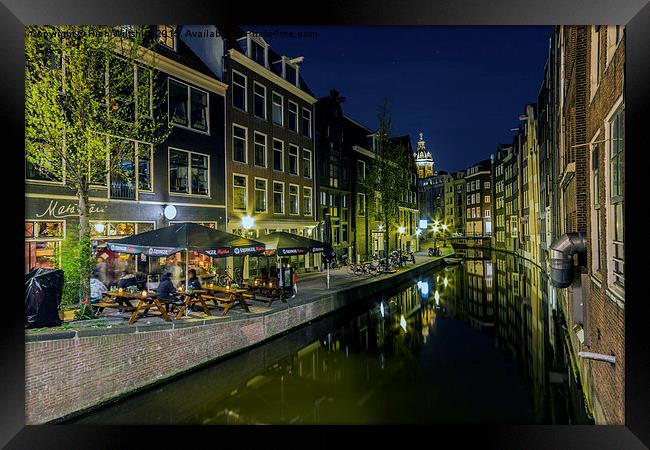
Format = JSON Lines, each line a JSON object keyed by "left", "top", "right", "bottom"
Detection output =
{"left": 164, "top": 205, "right": 177, "bottom": 220}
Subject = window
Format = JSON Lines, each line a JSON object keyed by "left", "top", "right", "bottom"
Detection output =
{"left": 302, "top": 108, "right": 312, "bottom": 138}
{"left": 273, "top": 182, "right": 284, "bottom": 214}
{"left": 168, "top": 79, "right": 209, "bottom": 132}
{"left": 158, "top": 25, "right": 176, "bottom": 50}
{"left": 357, "top": 193, "right": 366, "bottom": 216}
{"left": 26, "top": 143, "right": 63, "bottom": 183}
{"left": 233, "top": 124, "right": 247, "bottom": 163}
{"left": 232, "top": 70, "right": 247, "bottom": 111}
{"left": 137, "top": 143, "right": 153, "bottom": 191}
{"left": 485, "top": 209, "right": 490, "bottom": 218}
{"left": 590, "top": 26, "right": 601, "bottom": 96}
{"left": 358, "top": 160, "right": 366, "bottom": 180}
{"left": 303, "top": 149, "right": 312, "bottom": 178}
{"left": 273, "top": 139, "right": 284, "bottom": 171}
{"left": 136, "top": 66, "right": 152, "bottom": 119}
{"left": 303, "top": 187, "right": 313, "bottom": 216}
{"left": 484, "top": 182, "right": 490, "bottom": 189}
{"left": 233, "top": 174, "right": 247, "bottom": 211}
{"left": 254, "top": 132, "right": 267, "bottom": 167}
{"left": 288, "top": 145, "right": 299, "bottom": 175}
{"left": 169, "top": 148, "right": 208, "bottom": 195}
{"left": 272, "top": 92, "right": 283, "bottom": 126}
{"left": 285, "top": 63, "right": 297, "bottom": 85}
{"left": 254, "top": 178, "right": 267, "bottom": 213}
{"left": 253, "top": 82, "right": 266, "bottom": 119}
{"left": 591, "top": 143, "right": 601, "bottom": 273}
{"left": 289, "top": 185, "right": 299, "bottom": 215}
{"left": 251, "top": 40, "right": 266, "bottom": 66}
{"left": 288, "top": 101, "right": 298, "bottom": 132}
{"left": 485, "top": 195, "right": 491, "bottom": 203}
{"left": 608, "top": 106, "right": 624, "bottom": 288}
{"left": 467, "top": 195, "right": 471, "bottom": 205}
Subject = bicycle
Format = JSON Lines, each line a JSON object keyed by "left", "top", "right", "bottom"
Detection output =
{"left": 218, "top": 268, "right": 243, "bottom": 286}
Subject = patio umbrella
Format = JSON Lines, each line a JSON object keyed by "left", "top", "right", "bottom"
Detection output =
{"left": 256, "top": 231, "right": 330, "bottom": 256}
{"left": 106, "top": 223, "right": 265, "bottom": 287}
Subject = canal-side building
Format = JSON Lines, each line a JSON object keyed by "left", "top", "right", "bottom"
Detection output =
{"left": 181, "top": 25, "right": 319, "bottom": 275}
{"left": 503, "top": 142, "right": 519, "bottom": 253}
{"left": 464, "top": 159, "right": 492, "bottom": 237}
{"left": 393, "top": 135, "right": 419, "bottom": 253}
{"left": 521, "top": 103, "right": 542, "bottom": 266}
{"left": 452, "top": 171, "right": 466, "bottom": 236}
{"left": 492, "top": 144, "right": 513, "bottom": 251}
{"left": 25, "top": 26, "right": 228, "bottom": 283}
{"left": 444, "top": 172, "right": 456, "bottom": 233}
{"left": 582, "top": 24, "right": 626, "bottom": 425}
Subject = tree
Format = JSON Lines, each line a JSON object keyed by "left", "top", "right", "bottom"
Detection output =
{"left": 362, "top": 99, "right": 413, "bottom": 269}
{"left": 25, "top": 25, "right": 172, "bottom": 303}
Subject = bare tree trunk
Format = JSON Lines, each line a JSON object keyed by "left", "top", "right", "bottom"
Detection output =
{"left": 77, "top": 186, "right": 92, "bottom": 303}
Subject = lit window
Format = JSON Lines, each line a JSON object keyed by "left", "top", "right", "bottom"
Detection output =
{"left": 233, "top": 174, "right": 247, "bottom": 211}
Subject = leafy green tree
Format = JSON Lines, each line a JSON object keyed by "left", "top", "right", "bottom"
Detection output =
{"left": 362, "top": 99, "right": 413, "bottom": 268}
{"left": 25, "top": 25, "right": 171, "bottom": 303}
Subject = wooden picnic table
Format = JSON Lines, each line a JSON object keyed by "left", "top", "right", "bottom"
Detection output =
{"left": 201, "top": 284, "right": 251, "bottom": 315}
{"left": 175, "top": 289, "right": 212, "bottom": 318}
{"left": 247, "top": 280, "right": 288, "bottom": 307}
{"left": 97, "top": 291, "right": 172, "bottom": 325}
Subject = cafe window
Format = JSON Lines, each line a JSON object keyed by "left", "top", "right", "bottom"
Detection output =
{"left": 25, "top": 241, "right": 60, "bottom": 272}
{"left": 254, "top": 132, "right": 267, "bottom": 167}
{"left": 303, "top": 186, "right": 313, "bottom": 216}
{"left": 168, "top": 78, "right": 209, "bottom": 133}
{"left": 233, "top": 124, "right": 248, "bottom": 163}
{"left": 25, "top": 221, "right": 65, "bottom": 240}
{"left": 233, "top": 174, "right": 247, "bottom": 211}
{"left": 302, "top": 108, "right": 312, "bottom": 138}
{"left": 289, "top": 184, "right": 299, "bottom": 215}
{"left": 253, "top": 82, "right": 266, "bottom": 119}
{"left": 169, "top": 148, "right": 209, "bottom": 196}
{"left": 273, "top": 182, "right": 285, "bottom": 214}
{"left": 232, "top": 70, "right": 247, "bottom": 111}
{"left": 272, "top": 92, "right": 283, "bottom": 126}
{"left": 273, "top": 139, "right": 284, "bottom": 172}
{"left": 288, "top": 101, "right": 298, "bottom": 133}
{"left": 302, "top": 149, "right": 312, "bottom": 178}
{"left": 255, "top": 178, "right": 267, "bottom": 213}
{"left": 288, "top": 144, "right": 299, "bottom": 175}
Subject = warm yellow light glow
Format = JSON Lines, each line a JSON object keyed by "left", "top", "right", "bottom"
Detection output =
{"left": 241, "top": 215, "right": 255, "bottom": 230}
{"left": 442, "top": 224, "right": 448, "bottom": 231}
{"left": 433, "top": 225, "right": 439, "bottom": 233}
{"left": 398, "top": 226, "right": 406, "bottom": 234}
{"left": 443, "top": 277, "right": 449, "bottom": 287}
{"left": 142, "top": 290, "right": 147, "bottom": 297}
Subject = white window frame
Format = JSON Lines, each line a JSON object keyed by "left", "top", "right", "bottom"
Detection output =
{"left": 158, "top": 25, "right": 177, "bottom": 51}
{"left": 590, "top": 26, "right": 601, "bottom": 101}
{"left": 273, "top": 181, "right": 285, "bottom": 214}
{"left": 288, "top": 100, "right": 299, "bottom": 133}
{"left": 303, "top": 186, "right": 313, "bottom": 216}
{"left": 273, "top": 138, "right": 284, "bottom": 172}
{"left": 253, "top": 131, "right": 267, "bottom": 168}
{"left": 302, "top": 107, "right": 312, "bottom": 138}
{"left": 303, "top": 148, "right": 312, "bottom": 179}
{"left": 288, "top": 144, "right": 299, "bottom": 176}
{"left": 232, "top": 173, "right": 248, "bottom": 212}
{"left": 289, "top": 183, "right": 300, "bottom": 215}
{"left": 254, "top": 177, "right": 268, "bottom": 213}
{"left": 605, "top": 25, "right": 624, "bottom": 68}
{"left": 232, "top": 123, "right": 248, "bottom": 164}
{"left": 231, "top": 69, "right": 248, "bottom": 112}
{"left": 167, "top": 77, "right": 210, "bottom": 135}
{"left": 253, "top": 81, "right": 267, "bottom": 120}
{"left": 168, "top": 146, "right": 211, "bottom": 197}
{"left": 589, "top": 131, "right": 602, "bottom": 275}
{"left": 271, "top": 91, "right": 284, "bottom": 127}
{"left": 357, "top": 193, "right": 366, "bottom": 217}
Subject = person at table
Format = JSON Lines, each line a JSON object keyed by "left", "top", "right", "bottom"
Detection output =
{"left": 90, "top": 271, "right": 108, "bottom": 304}
{"left": 117, "top": 270, "right": 138, "bottom": 289}
{"left": 187, "top": 269, "right": 202, "bottom": 290}
{"left": 157, "top": 272, "right": 181, "bottom": 313}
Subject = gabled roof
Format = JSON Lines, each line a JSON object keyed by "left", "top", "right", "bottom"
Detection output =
{"left": 155, "top": 26, "right": 220, "bottom": 80}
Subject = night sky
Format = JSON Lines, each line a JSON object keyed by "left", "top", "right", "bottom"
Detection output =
{"left": 245, "top": 26, "right": 552, "bottom": 173}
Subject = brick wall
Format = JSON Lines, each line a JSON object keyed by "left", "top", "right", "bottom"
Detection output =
{"left": 25, "top": 258, "right": 446, "bottom": 424}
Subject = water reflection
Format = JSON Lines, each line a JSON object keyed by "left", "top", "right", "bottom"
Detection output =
{"left": 70, "top": 253, "right": 591, "bottom": 425}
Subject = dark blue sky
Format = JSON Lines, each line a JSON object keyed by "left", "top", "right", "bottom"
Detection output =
{"left": 246, "top": 26, "right": 552, "bottom": 173}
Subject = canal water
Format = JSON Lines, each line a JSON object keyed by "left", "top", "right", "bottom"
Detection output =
{"left": 68, "top": 253, "right": 593, "bottom": 425}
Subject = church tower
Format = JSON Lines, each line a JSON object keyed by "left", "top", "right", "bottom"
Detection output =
{"left": 413, "top": 132, "right": 435, "bottom": 178}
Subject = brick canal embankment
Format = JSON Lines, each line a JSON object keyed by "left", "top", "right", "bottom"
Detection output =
{"left": 25, "top": 251, "right": 451, "bottom": 424}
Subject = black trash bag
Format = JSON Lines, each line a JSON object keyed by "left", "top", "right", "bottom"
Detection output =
{"left": 25, "top": 268, "right": 64, "bottom": 328}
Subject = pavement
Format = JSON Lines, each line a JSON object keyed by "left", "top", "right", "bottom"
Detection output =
{"left": 42, "top": 246, "right": 455, "bottom": 332}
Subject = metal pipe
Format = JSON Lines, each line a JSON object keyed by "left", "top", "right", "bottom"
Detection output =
{"left": 549, "top": 232, "right": 587, "bottom": 288}
{"left": 578, "top": 351, "right": 616, "bottom": 364}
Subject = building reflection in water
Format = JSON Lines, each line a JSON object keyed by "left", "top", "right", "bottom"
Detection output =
{"left": 70, "top": 253, "right": 591, "bottom": 425}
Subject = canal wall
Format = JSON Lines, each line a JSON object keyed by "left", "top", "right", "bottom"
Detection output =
{"left": 25, "top": 257, "right": 446, "bottom": 424}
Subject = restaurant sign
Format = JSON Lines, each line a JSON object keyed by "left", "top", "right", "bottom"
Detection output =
{"left": 35, "top": 200, "right": 106, "bottom": 219}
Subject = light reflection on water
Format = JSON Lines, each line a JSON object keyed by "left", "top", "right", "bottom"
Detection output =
{"left": 69, "top": 253, "right": 592, "bottom": 425}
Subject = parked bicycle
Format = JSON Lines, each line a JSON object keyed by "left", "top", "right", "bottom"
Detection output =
{"left": 218, "top": 268, "right": 243, "bottom": 286}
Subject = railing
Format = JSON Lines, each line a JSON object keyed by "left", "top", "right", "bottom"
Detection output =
{"left": 110, "top": 181, "right": 136, "bottom": 200}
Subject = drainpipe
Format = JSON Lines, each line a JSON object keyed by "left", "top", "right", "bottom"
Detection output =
{"left": 549, "top": 232, "right": 587, "bottom": 288}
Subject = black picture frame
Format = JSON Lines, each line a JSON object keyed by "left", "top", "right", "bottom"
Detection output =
{"left": 2, "top": 0, "right": 648, "bottom": 447}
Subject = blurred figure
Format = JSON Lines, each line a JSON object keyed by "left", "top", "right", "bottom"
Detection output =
{"left": 157, "top": 272, "right": 180, "bottom": 314}
{"left": 117, "top": 270, "right": 138, "bottom": 289}
{"left": 169, "top": 258, "right": 183, "bottom": 285}
{"left": 89, "top": 271, "right": 107, "bottom": 304}
{"left": 187, "top": 269, "right": 202, "bottom": 290}
{"left": 95, "top": 256, "right": 108, "bottom": 285}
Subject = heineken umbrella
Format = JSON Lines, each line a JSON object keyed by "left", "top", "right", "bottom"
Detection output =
{"left": 257, "top": 231, "right": 330, "bottom": 256}
{"left": 106, "top": 223, "right": 265, "bottom": 287}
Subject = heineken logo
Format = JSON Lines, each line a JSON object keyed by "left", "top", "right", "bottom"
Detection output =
{"left": 147, "top": 248, "right": 170, "bottom": 256}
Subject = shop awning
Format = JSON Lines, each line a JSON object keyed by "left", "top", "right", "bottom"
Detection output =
{"left": 106, "top": 222, "right": 265, "bottom": 258}
{"left": 256, "top": 231, "right": 330, "bottom": 257}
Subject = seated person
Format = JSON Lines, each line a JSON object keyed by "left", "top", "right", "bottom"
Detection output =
{"left": 117, "top": 270, "right": 138, "bottom": 289}
{"left": 258, "top": 267, "right": 269, "bottom": 283}
{"left": 187, "top": 269, "right": 202, "bottom": 290}
{"left": 89, "top": 272, "right": 108, "bottom": 304}
{"left": 157, "top": 272, "right": 180, "bottom": 313}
